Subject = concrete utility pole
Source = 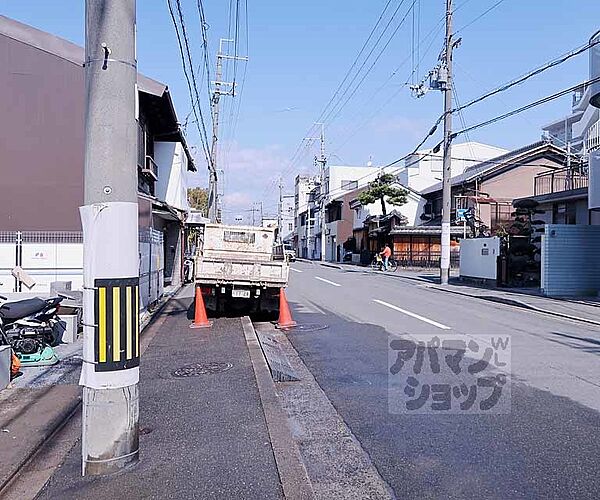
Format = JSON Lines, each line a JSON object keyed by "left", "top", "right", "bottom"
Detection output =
{"left": 82, "top": 0, "right": 139, "bottom": 475}
{"left": 315, "top": 123, "right": 327, "bottom": 262}
{"left": 277, "top": 177, "right": 283, "bottom": 242}
{"left": 208, "top": 38, "right": 248, "bottom": 223}
{"left": 440, "top": 0, "right": 454, "bottom": 285}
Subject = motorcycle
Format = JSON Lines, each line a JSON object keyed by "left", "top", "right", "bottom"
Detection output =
{"left": 0, "top": 294, "right": 66, "bottom": 366}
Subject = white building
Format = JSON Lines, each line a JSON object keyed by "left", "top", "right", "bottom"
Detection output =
{"left": 398, "top": 141, "right": 508, "bottom": 192}
{"left": 295, "top": 165, "right": 382, "bottom": 260}
{"left": 280, "top": 196, "right": 295, "bottom": 243}
{"left": 294, "top": 175, "right": 318, "bottom": 259}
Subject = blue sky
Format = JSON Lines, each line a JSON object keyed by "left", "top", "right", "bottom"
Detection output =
{"left": 2, "top": 0, "right": 599, "bottom": 222}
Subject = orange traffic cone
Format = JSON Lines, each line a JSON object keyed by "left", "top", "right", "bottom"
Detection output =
{"left": 276, "top": 288, "right": 297, "bottom": 329}
{"left": 190, "top": 286, "right": 212, "bottom": 329}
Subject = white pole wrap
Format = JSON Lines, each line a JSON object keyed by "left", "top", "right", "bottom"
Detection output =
{"left": 80, "top": 202, "right": 140, "bottom": 390}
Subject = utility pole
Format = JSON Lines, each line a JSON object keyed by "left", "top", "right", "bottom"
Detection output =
{"left": 410, "top": 0, "right": 458, "bottom": 284}
{"left": 314, "top": 123, "right": 327, "bottom": 262}
{"left": 278, "top": 177, "right": 283, "bottom": 243}
{"left": 208, "top": 38, "right": 248, "bottom": 223}
{"left": 440, "top": 0, "right": 454, "bottom": 285}
{"left": 82, "top": 0, "right": 139, "bottom": 475}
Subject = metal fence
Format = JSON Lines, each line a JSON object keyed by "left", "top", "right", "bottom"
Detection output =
{"left": 0, "top": 230, "right": 164, "bottom": 313}
{"left": 534, "top": 167, "right": 589, "bottom": 196}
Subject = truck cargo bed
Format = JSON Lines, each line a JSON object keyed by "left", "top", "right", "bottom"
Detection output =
{"left": 196, "top": 257, "right": 289, "bottom": 286}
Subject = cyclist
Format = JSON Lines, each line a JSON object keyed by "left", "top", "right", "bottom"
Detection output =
{"left": 380, "top": 244, "right": 392, "bottom": 271}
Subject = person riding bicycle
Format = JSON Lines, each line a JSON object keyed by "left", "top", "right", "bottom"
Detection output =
{"left": 380, "top": 244, "right": 392, "bottom": 271}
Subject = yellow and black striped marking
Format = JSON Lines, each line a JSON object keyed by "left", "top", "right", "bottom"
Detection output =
{"left": 94, "top": 277, "right": 140, "bottom": 372}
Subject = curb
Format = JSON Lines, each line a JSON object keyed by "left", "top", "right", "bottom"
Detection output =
{"left": 241, "top": 317, "right": 314, "bottom": 500}
{"left": 318, "top": 262, "right": 342, "bottom": 270}
{"left": 428, "top": 285, "right": 600, "bottom": 327}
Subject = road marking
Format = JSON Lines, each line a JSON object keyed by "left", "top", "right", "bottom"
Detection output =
{"left": 315, "top": 276, "right": 342, "bottom": 287}
{"left": 290, "top": 268, "right": 303, "bottom": 273}
{"left": 373, "top": 299, "right": 451, "bottom": 330}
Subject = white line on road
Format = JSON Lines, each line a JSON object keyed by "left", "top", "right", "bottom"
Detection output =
{"left": 315, "top": 276, "right": 342, "bottom": 287}
{"left": 290, "top": 268, "right": 303, "bottom": 273}
{"left": 373, "top": 299, "right": 451, "bottom": 330}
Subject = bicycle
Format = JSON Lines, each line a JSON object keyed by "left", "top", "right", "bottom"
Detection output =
{"left": 370, "top": 256, "right": 398, "bottom": 272}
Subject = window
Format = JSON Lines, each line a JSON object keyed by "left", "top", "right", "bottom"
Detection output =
{"left": 490, "top": 203, "right": 513, "bottom": 230}
{"left": 224, "top": 231, "right": 255, "bottom": 244}
{"left": 288, "top": 223, "right": 293, "bottom": 231}
{"left": 553, "top": 202, "right": 576, "bottom": 225}
{"left": 341, "top": 180, "right": 358, "bottom": 190}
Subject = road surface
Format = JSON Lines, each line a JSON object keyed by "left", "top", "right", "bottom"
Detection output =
{"left": 286, "top": 261, "right": 600, "bottom": 499}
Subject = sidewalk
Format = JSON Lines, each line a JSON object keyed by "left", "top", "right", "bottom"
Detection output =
{"left": 37, "top": 286, "right": 284, "bottom": 499}
{"left": 313, "top": 261, "right": 600, "bottom": 325}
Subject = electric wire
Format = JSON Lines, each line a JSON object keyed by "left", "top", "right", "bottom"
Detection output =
{"left": 166, "top": 0, "right": 212, "bottom": 168}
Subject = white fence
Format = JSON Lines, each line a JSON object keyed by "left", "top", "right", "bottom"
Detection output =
{"left": 0, "top": 231, "right": 83, "bottom": 293}
{"left": 0, "top": 230, "right": 164, "bottom": 312}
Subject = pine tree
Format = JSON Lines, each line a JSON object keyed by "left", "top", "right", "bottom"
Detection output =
{"left": 357, "top": 173, "right": 408, "bottom": 216}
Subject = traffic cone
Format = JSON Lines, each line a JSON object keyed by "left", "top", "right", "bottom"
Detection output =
{"left": 276, "top": 288, "right": 297, "bottom": 329}
{"left": 190, "top": 286, "right": 212, "bottom": 329}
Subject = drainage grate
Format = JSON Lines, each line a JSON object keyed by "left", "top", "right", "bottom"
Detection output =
{"left": 279, "top": 323, "right": 329, "bottom": 333}
{"left": 171, "top": 362, "right": 233, "bottom": 378}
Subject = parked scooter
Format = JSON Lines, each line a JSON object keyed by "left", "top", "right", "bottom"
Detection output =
{"left": 0, "top": 294, "right": 65, "bottom": 366}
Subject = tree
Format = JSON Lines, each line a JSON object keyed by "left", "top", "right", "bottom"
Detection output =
{"left": 188, "top": 187, "right": 208, "bottom": 214}
{"left": 357, "top": 173, "right": 408, "bottom": 216}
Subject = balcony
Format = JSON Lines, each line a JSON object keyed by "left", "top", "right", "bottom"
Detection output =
{"left": 534, "top": 166, "right": 588, "bottom": 196}
{"left": 141, "top": 155, "right": 159, "bottom": 181}
{"left": 586, "top": 119, "right": 600, "bottom": 153}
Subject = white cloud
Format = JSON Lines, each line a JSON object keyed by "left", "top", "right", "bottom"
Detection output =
{"left": 187, "top": 141, "right": 288, "bottom": 223}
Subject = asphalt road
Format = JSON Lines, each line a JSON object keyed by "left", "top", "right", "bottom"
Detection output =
{"left": 286, "top": 261, "right": 600, "bottom": 499}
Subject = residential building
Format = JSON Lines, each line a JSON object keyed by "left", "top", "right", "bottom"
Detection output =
{"left": 401, "top": 140, "right": 569, "bottom": 269}
{"left": 294, "top": 175, "right": 318, "bottom": 259}
{"left": 333, "top": 183, "right": 426, "bottom": 264}
{"left": 420, "top": 140, "right": 569, "bottom": 232}
{"left": 512, "top": 31, "right": 600, "bottom": 297}
{"left": 296, "top": 164, "right": 381, "bottom": 260}
{"left": 398, "top": 142, "right": 508, "bottom": 192}
{"left": 0, "top": 16, "right": 196, "bottom": 300}
{"left": 280, "top": 196, "right": 295, "bottom": 243}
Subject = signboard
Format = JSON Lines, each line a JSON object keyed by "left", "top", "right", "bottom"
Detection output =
{"left": 456, "top": 208, "right": 468, "bottom": 222}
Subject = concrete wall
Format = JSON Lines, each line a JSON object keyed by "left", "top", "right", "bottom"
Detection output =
{"left": 542, "top": 224, "right": 600, "bottom": 296}
{"left": 0, "top": 26, "right": 84, "bottom": 231}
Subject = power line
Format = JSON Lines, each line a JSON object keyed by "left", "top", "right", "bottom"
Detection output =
{"left": 452, "top": 76, "right": 600, "bottom": 138}
{"left": 283, "top": 0, "right": 413, "bottom": 182}
{"left": 454, "top": 0, "right": 508, "bottom": 34}
{"left": 315, "top": 0, "right": 395, "bottom": 126}
{"left": 453, "top": 38, "right": 600, "bottom": 115}
{"left": 167, "top": 0, "right": 211, "bottom": 167}
{"left": 321, "top": 0, "right": 416, "bottom": 126}
{"left": 329, "top": 16, "right": 446, "bottom": 154}
{"left": 195, "top": 0, "right": 213, "bottom": 115}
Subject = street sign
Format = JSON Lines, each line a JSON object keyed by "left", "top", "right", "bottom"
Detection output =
{"left": 456, "top": 208, "right": 468, "bottom": 222}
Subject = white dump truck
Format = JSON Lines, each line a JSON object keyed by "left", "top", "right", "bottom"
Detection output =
{"left": 194, "top": 224, "right": 289, "bottom": 317}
